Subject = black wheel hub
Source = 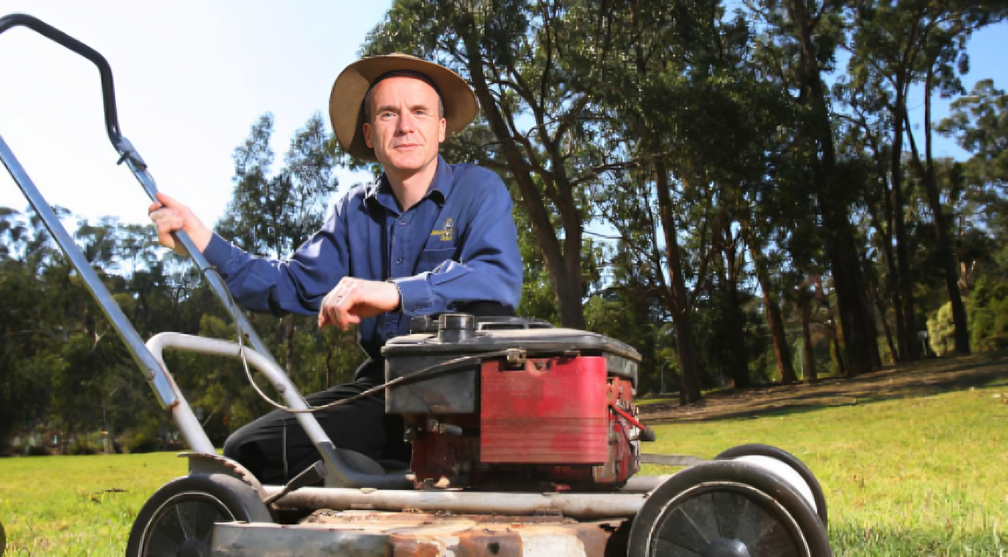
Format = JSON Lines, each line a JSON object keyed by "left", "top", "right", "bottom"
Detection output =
{"left": 143, "top": 496, "right": 232, "bottom": 557}
{"left": 650, "top": 487, "right": 803, "bottom": 557}
{"left": 705, "top": 538, "right": 751, "bottom": 557}
{"left": 178, "top": 538, "right": 208, "bottom": 557}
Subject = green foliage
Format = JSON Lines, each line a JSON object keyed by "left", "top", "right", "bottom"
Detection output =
{"left": 0, "top": 111, "right": 352, "bottom": 455}
{"left": 939, "top": 79, "right": 1008, "bottom": 188}
{"left": 927, "top": 302, "right": 957, "bottom": 356}
{"left": 2, "top": 0, "right": 1007, "bottom": 461}
{"left": 959, "top": 277, "right": 1008, "bottom": 352}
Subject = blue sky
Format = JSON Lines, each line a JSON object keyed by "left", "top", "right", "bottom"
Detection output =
{"left": 0, "top": 2, "right": 1005, "bottom": 230}
{"left": 0, "top": 1, "right": 392, "bottom": 227}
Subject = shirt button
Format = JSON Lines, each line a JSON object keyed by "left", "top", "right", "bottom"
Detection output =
{"left": 399, "top": 218, "right": 406, "bottom": 225}
{"left": 396, "top": 257, "right": 402, "bottom": 264}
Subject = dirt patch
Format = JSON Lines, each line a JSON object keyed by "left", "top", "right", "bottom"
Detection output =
{"left": 640, "top": 351, "right": 1008, "bottom": 423}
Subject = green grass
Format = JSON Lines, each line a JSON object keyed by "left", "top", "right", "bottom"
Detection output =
{"left": 0, "top": 453, "right": 185, "bottom": 556}
{"left": 1, "top": 381, "right": 1006, "bottom": 555}
{"left": 643, "top": 382, "right": 1008, "bottom": 556}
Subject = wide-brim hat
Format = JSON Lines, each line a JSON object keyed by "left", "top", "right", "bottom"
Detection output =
{"left": 329, "top": 54, "right": 478, "bottom": 163}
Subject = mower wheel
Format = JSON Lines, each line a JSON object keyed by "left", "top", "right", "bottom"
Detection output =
{"left": 715, "top": 443, "right": 828, "bottom": 529}
{"left": 126, "top": 473, "right": 272, "bottom": 557}
{"left": 627, "top": 460, "right": 832, "bottom": 557}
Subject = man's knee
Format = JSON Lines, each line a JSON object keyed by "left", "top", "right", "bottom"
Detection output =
{"left": 222, "top": 425, "right": 250, "bottom": 461}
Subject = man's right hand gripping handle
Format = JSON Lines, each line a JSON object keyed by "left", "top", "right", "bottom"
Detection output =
{"left": 148, "top": 192, "right": 213, "bottom": 256}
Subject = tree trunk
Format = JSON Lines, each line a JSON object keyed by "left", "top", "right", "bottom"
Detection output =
{"left": 874, "top": 293, "right": 898, "bottom": 365}
{"left": 460, "top": 19, "right": 585, "bottom": 329}
{"left": 826, "top": 234, "right": 875, "bottom": 376}
{"left": 891, "top": 79, "right": 919, "bottom": 361}
{"left": 654, "top": 158, "right": 701, "bottom": 404}
{"left": 324, "top": 346, "right": 334, "bottom": 390}
{"left": 815, "top": 276, "right": 846, "bottom": 375}
{"left": 284, "top": 314, "right": 295, "bottom": 378}
{"left": 799, "top": 290, "right": 817, "bottom": 382}
{"left": 749, "top": 245, "right": 797, "bottom": 384}
{"left": 866, "top": 192, "right": 903, "bottom": 363}
{"left": 789, "top": 0, "right": 875, "bottom": 375}
{"left": 921, "top": 67, "right": 969, "bottom": 354}
{"left": 723, "top": 246, "right": 750, "bottom": 389}
{"left": 859, "top": 270, "right": 883, "bottom": 369}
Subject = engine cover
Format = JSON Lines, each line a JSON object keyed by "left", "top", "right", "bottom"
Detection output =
{"left": 481, "top": 356, "right": 609, "bottom": 464}
{"left": 382, "top": 314, "right": 643, "bottom": 490}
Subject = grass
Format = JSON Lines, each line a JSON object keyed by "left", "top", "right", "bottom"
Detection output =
{"left": 0, "top": 453, "right": 185, "bottom": 556}
{"left": 1, "top": 377, "right": 1006, "bottom": 555}
{"left": 643, "top": 378, "right": 1008, "bottom": 556}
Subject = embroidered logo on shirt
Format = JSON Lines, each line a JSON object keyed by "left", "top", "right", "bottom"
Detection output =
{"left": 431, "top": 217, "right": 454, "bottom": 241}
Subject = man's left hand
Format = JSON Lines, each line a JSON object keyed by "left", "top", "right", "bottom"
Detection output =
{"left": 318, "top": 277, "right": 401, "bottom": 331}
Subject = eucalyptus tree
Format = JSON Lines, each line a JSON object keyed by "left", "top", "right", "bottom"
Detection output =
{"left": 216, "top": 112, "right": 341, "bottom": 378}
{"left": 849, "top": 0, "right": 1006, "bottom": 356}
{"left": 835, "top": 74, "right": 906, "bottom": 362}
{"left": 747, "top": 0, "right": 879, "bottom": 375}
{"left": 939, "top": 80, "right": 1008, "bottom": 277}
{"left": 940, "top": 79, "right": 1008, "bottom": 191}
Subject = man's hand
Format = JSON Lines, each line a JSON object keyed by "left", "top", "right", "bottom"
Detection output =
{"left": 319, "top": 277, "right": 401, "bottom": 330}
{"left": 148, "top": 192, "right": 212, "bottom": 256}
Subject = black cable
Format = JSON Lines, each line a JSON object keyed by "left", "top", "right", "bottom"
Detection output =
{"left": 206, "top": 267, "right": 518, "bottom": 414}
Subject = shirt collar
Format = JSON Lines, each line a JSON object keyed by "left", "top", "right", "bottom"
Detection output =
{"left": 366, "top": 155, "right": 453, "bottom": 213}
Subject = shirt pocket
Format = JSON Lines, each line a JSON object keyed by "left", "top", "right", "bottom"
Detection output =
{"left": 416, "top": 247, "right": 456, "bottom": 273}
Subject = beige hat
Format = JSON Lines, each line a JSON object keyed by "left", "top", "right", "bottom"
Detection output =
{"left": 329, "top": 54, "right": 478, "bottom": 162}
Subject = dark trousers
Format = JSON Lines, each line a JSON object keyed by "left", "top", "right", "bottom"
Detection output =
{"left": 222, "top": 360, "right": 411, "bottom": 485}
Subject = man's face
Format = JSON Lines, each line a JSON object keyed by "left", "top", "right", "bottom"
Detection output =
{"left": 363, "top": 76, "right": 446, "bottom": 175}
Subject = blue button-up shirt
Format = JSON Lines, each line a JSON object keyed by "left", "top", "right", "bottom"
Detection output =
{"left": 203, "top": 155, "right": 523, "bottom": 378}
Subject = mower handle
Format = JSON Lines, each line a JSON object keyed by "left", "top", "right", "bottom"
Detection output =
{"left": 0, "top": 13, "right": 283, "bottom": 396}
{"left": 0, "top": 13, "right": 155, "bottom": 197}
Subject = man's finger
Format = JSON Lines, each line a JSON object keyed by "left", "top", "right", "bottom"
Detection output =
{"left": 333, "top": 295, "right": 351, "bottom": 331}
{"left": 156, "top": 191, "right": 180, "bottom": 208}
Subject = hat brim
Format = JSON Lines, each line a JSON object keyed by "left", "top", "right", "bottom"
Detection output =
{"left": 329, "top": 54, "right": 477, "bottom": 163}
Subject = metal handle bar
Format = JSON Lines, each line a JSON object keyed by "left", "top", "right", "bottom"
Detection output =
{"left": 0, "top": 13, "right": 282, "bottom": 374}
{"left": 0, "top": 14, "right": 124, "bottom": 149}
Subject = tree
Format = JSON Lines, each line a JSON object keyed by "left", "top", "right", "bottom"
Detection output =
{"left": 939, "top": 79, "right": 1008, "bottom": 199}
{"left": 755, "top": 0, "right": 880, "bottom": 375}
{"left": 365, "top": 0, "right": 617, "bottom": 330}
{"left": 216, "top": 113, "right": 341, "bottom": 378}
{"left": 849, "top": 0, "right": 1007, "bottom": 358}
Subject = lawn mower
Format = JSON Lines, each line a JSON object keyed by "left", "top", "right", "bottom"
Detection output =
{"left": 1, "top": 14, "right": 834, "bottom": 556}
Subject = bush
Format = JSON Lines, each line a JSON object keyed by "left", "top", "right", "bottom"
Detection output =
{"left": 68, "top": 442, "right": 99, "bottom": 455}
{"left": 927, "top": 302, "right": 956, "bottom": 356}
{"left": 121, "top": 417, "right": 162, "bottom": 454}
{"left": 23, "top": 445, "right": 51, "bottom": 456}
{"left": 958, "top": 277, "right": 1008, "bottom": 353}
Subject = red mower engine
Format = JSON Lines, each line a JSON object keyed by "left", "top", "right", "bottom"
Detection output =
{"left": 382, "top": 314, "right": 645, "bottom": 490}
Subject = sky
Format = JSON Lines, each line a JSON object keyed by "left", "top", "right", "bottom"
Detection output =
{"left": 0, "top": 1, "right": 392, "bottom": 227}
{"left": 0, "top": 2, "right": 1005, "bottom": 230}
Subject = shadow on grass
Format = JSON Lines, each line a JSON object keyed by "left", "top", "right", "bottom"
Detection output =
{"left": 641, "top": 351, "right": 1008, "bottom": 424}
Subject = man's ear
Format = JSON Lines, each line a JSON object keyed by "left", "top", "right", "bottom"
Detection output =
{"left": 363, "top": 122, "right": 374, "bottom": 149}
{"left": 438, "top": 118, "right": 446, "bottom": 143}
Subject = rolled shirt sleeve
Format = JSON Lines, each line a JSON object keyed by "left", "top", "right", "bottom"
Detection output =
{"left": 199, "top": 157, "right": 522, "bottom": 353}
{"left": 201, "top": 195, "right": 352, "bottom": 316}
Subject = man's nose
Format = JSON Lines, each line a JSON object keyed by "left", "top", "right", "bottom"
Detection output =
{"left": 397, "top": 111, "right": 416, "bottom": 133}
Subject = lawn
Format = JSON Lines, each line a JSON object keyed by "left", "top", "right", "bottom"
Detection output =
{"left": 1, "top": 366, "right": 1006, "bottom": 556}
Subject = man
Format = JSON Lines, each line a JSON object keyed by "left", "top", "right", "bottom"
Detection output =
{"left": 149, "top": 54, "right": 523, "bottom": 484}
